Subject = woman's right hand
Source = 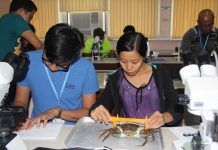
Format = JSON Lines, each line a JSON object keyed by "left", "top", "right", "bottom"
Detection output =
{"left": 90, "top": 105, "right": 111, "bottom": 124}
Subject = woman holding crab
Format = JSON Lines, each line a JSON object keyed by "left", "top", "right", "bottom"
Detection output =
{"left": 89, "top": 32, "right": 182, "bottom": 129}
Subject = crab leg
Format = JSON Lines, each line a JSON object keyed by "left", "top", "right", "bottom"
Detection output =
{"left": 99, "top": 128, "right": 120, "bottom": 142}
{"left": 99, "top": 131, "right": 108, "bottom": 139}
{"left": 101, "top": 133, "right": 110, "bottom": 142}
{"left": 141, "top": 137, "right": 148, "bottom": 146}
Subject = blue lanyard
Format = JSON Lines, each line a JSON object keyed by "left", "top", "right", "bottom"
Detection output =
{"left": 44, "top": 65, "right": 71, "bottom": 106}
{"left": 198, "top": 28, "right": 209, "bottom": 52}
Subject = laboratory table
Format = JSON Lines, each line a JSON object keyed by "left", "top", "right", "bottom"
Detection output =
{"left": 23, "top": 125, "right": 180, "bottom": 150}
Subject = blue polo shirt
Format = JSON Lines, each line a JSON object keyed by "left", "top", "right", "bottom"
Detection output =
{"left": 18, "top": 50, "right": 99, "bottom": 124}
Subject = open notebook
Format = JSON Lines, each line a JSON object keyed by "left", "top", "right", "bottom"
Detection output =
{"left": 17, "top": 123, "right": 62, "bottom": 140}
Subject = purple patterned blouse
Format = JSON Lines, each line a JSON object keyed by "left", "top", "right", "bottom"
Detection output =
{"left": 118, "top": 72, "right": 161, "bottom": 118}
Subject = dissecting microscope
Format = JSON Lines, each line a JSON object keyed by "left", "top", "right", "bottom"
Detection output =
{"left": 0, "top": 46, "right": 29, "bottom": 149}
{"left": 91, "top": 36, "right": 102, "bottom": 60}
{"left": 177, "top": 50, "right": 218, "bottom": 150}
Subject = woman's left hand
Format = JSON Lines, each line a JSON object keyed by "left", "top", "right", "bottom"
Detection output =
{"left": 26, "top": 108, "right": 58, "bottom": 129}
{"left": 146, "top": 111, "right": 165, "bottom": 129}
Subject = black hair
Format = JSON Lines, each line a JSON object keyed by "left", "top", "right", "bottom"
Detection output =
{"left": 9, "top": 0, "right": 37, "bottom": 13}
{"left": 116, "top": 32, "right": 147, "bottom": 58}
{"left": 198, "top": 9, "right": 215, "bottom": 20}
{"left": 123, "top": 25, "right": 136, "bottom": 33}
{"left": 93, "top": 28, "right": 105, "bottom": 41}
{"left": 44, "top": 23, "right": 84, "bottom": 65}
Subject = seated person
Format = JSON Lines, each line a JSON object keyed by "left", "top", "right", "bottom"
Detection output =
{"left": 89, "top": 32, "right": 182, "bottom": 129}
{"left": 180, "top": 10, "right": 218, "bottom": 126}
{"left": 13, "top": 23, "right": 99, "bottom": 129}
{"left": 83, "top": 28, "right": 113, "bottom": 58}
{"left": 181, "top": 9, "right": 218, "bottom": 65}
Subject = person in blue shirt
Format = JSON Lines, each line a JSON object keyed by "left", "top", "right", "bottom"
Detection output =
{"left": 13, "top": 23, "right": 99, "bottom": 129}
{"left": 0, "top": 0, "right": 43, "bottom": 60}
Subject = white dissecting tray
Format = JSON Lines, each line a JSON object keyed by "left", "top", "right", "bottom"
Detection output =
{"left": 65, "top": 117, "right": 163, "bottom": 150}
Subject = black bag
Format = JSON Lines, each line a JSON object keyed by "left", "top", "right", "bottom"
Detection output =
{"left": 2, "top": 52, "right": 29, "bottom": 82}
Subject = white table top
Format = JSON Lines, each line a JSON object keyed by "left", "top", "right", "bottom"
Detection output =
{"left": 23, "top": 125, "right": 179, "bottom": 150}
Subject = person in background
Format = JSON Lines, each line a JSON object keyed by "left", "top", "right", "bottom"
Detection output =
{"left": 83, "top": 27, "right": 113, "bottom": 58}
{"left": 123, "top": 25, "right": 136, "bottom": 33}
{"left": 181, "top": 9, "right": 218, "bottom": 125}
{"left": 89, "top": 32, "right": 182, "bottom": 129}
{"left": 0, "top": 0, "right": 43, "bottom": 60}
{"left": 13, "top": 23, "right": 99, "bottom": 129}
{"left": 21, "top": 23, "right": 36, "bottom": 52}
{"left": 181, "top": 9, "right": 218, "bottom": 65}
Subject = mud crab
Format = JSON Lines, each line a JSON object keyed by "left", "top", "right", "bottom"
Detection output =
{"left": 99, "top": 123, "right": 157, "bottom": 146}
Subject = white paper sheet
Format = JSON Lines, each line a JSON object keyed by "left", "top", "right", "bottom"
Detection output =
{"left": 17, "top": 123, "right": 62, "bottom": 140}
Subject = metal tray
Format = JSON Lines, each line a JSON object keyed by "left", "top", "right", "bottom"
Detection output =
{"left": 65, "top": 117, "right": 163, "bottom": 150}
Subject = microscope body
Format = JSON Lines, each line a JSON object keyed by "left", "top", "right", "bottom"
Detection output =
{"left": 92, "top": 42, "right": 101, "bottom": 60}
{"left": 0, "top": 52, "right": 29, "bottom": 149}
{"left": 179, "top": 50, "right": 218, "bottom": 150}
{"left": 91, "top": 36, "right": 102, "bottom": 60}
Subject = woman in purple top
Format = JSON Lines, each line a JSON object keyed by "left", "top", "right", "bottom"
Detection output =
{"left": 89, "top": 32, "right": 182, "bottom": 129}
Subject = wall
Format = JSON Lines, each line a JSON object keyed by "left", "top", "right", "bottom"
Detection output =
{"left": 2, "top": 0, "right": 216, "bottom": 54}
{"left": 32, "top": 0, "right": 58, "bottom": 39}
{"left": 0, "top": 0, "right": 10, "bottom": 17}
{"left": 173, "top": 0, "right": 218, "bottom": 37}
{"left": 32, "top": 0, "right": 218, "bottom": 39}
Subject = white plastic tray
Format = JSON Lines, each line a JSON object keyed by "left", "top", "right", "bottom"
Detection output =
{"left": 65, "top": 117, "right": 163, "bottom": 150}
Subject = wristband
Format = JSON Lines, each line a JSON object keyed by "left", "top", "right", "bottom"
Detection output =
{"left": 56, "top": 107, "right": 62, "bottom": 118}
